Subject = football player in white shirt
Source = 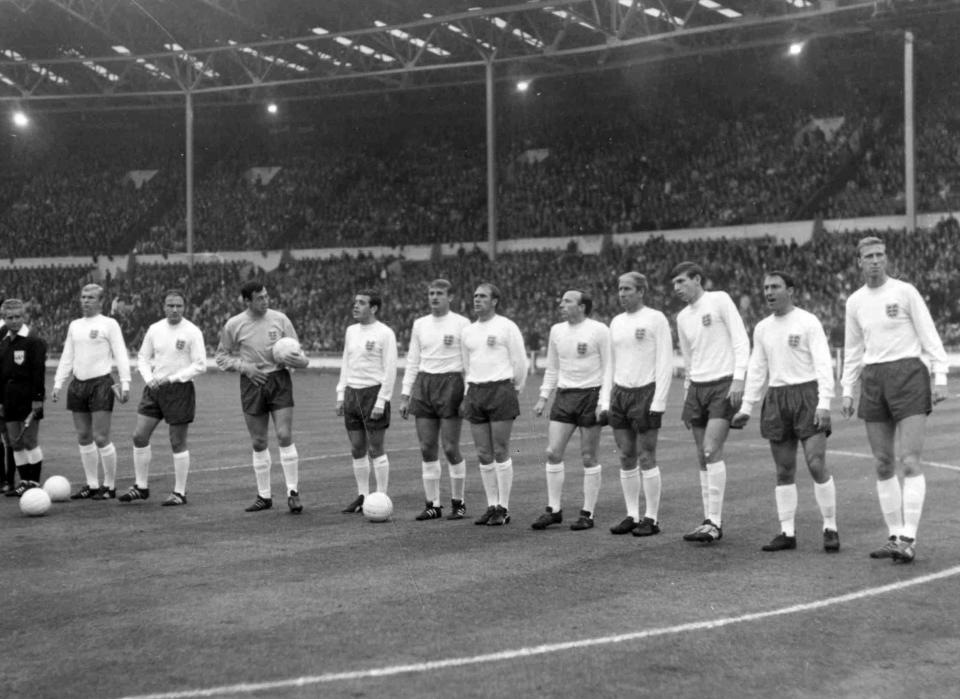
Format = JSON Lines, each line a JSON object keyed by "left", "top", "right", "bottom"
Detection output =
{"left": 461, "top": 283, "right": 528, "bottom": 527}
{"left": 52, "top": 284, "right": 131, "bottom": 501}
{"left": 840, "top": 237, "right": 948, "bottom": 563}
{"left": 672, "top": 262, "right": 750, "bottom": 544}
{"left": 400, "top": 279, "right": 470, "bottom": 521}
{"left": 531, "top": 289, "right": 611, "bottom": 531}
{"left": 120, "top": 290, "right": 207, "bottom": 507}
{"left": 337, "top": 290, "right": 398, "bottom": 514}
{"left": 605, "top": 272, "right": 674, "bottom": 537}
{"left": 731, "top": 272, "right": 840, "bottom": 553}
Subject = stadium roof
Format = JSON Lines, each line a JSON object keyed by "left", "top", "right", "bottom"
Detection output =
{"left": 1, "top": 0, "right": 958, "bottom": 112}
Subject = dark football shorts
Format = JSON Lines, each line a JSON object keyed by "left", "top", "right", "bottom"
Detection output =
{"left": 463, "top": 380, "right": 520, "bottom": 424}
{"left": 138, "top": 382, "right": 196, "bottom": 425}
{"left": 858, "top": 358, "right": 931, "bottom": 422}
{"left": 760, "top": 381, "right": 829, "bottom": 442}
{"left": 681, "top": 376, "right": 736, "bottom": 428}
{"left": 66, "top": 374, "right": 115, "bottom": 413}
{"left": 2, "top": 383, "right": 42, "bottom": 423}
{"left": 344, "top": 384, "right": 390, "bottom": 431}
{"left": 240, "top": 370, "right": 294, "bottom": 416}
{"left": 550, "top": 387, "right": 601, "bottom": 427}
{"left": 410, "top": 372, "right": 464, "bottom": 420}
{"left": 608, "top": 383, "right": 661, "bottom": 432}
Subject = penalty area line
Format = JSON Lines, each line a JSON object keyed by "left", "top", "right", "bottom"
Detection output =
{"left": 120, "top": 563, "right": 960, "bottom": 699}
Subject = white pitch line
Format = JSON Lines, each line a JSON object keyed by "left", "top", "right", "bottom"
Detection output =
{"left": 121, "top": 563, "right": 960, "bottom": 699}
{"left": 830, "top": 449, "right": 960, "bottom": 472}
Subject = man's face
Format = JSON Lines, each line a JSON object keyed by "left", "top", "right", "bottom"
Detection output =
{"left": 353, "top": 295, "right": 375, "bottom": 323}
{"left": 559, "top": 291, "right": 583, "bottom": 322}
{"left": 164, "top": 295, "right": 185, "bottom": 324}
{"left": 81, "top": 289, "right": 102, "bottom": 317}
{"left": 618, "top": 280, "right": 642, "bottom": 312}
{"left": 763, "top": 275, "right": 793, "bottom": 315}
{"left": 858, "top": 243, "right": 888, "bottom": 283}
{"left": 2, "top": 307, "right": 24, "bottom": 335}
{"left": 473, "top": 286, "right": 495, "bottom": 318}
{"left": 672, "top": 273, "right": 700, "bottom": 304}
{"left": 247, "top": 288, "right": 269, "bottom": 316}
{"left": 428, "top": 286, "right": 450, "bottom": 315}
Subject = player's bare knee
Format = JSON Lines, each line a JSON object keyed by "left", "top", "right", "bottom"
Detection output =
{"left": 544, "top": 444, "right": 562, "bottom": 464}
{"left": 132, "top": 434, "right": 150, "bottom": 449}
{"left": 442, "top": 446, "right": 461, "bottom": 464}
{"left": 581, "top": 454, "right": 597, "bottom": 469}
{"left": 251, "top": 437, "right": 269, "bottom": 452}
{"left": 900, "top": 453, "right": 923, "bottom": 477}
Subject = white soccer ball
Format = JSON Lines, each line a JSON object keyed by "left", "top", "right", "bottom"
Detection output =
{"left": 362, "top": 492, "right": 393, "bottom": 522}
{"left": 20, "top": 487, "right": 52, "bottom": 517}
{"left": 271, "top": 336, "right": 302, "bottom": 364}
{"left": 42, "top": 475, "right": 71, "bottom": 502}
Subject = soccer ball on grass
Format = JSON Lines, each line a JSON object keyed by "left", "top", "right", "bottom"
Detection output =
{"left": 20, "top": 487, "right": 52, "bottom": 517}
{"left": 43, "top": 475, "right": 72, "bottom": 502}
{"left": 362, "top": 492, "right": 393, "bottom": 522}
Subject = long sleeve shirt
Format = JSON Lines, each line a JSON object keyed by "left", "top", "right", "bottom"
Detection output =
{"left": 539, "top": 318, "right": 612, "bottom": 409}
{"left": 138, "top": 318, "right": 207, "bottom": 384}
{"left": 53, "top": 314, "right": 131, "bottom": 392}
{"left": 336, "top": 321, "right": 398, "bottom": 409}
{"left": 401, "top": 311, "right": 470, "bottom": 396}
{"left": 840, "top": 278, "right": 948, "bottom": 397}
{"left": 741, "top": 307, "right": 835, "bottom": 415}
{"left": 0, "top": 325, "right": 46, "bottom": 402}
{"left": 215, "top": 309, "right": 297, "bottom": 375}
{"left": 676, "top": 290, "right": 750, "bottom": 388}
{"left": 609, "top": 307, "right": 674, "bottom": 412}
{"left": 461, "top": 314, "right": 528, "bottom": 392}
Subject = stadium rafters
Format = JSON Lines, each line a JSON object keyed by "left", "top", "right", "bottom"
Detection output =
{"left": 2, "top": 0, "right": 957, "bottom": 111}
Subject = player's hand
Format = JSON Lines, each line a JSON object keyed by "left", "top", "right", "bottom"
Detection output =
{"left": 371, "top": 405, "right": 384, "bottom": 420}
{"left": 119, "top": 388, "right": 130, "bottom": 404}
{"left": 533, "top": 397, "right": 546, "bottom": 417}
{"left": 814, "top": 409, "right": 831, "bottom": 432}
{"left": 727, "top": 379, "right": 744, "bottom": 411}
{"left": 730, "top": 412, "right": 749, "bottom": 429}
{"left": 399, "top": 395, "right": 410, "bottom": 420}
{"left": 51, "top": 388, "right": 60, "bottom": 403}
{"left": 840, "top": 396, "right": 855, "bottom": 419}
{"left": 933, "top": 386, "right": 948, "bottom": 405}
{"left": 596, "top": 407, "right": 608, "bottom": 426}
{"left": 241, "top": 361, "right": 268, "bottom": 386}
{"left": 336, "top": 400, "right": 344, "bottom": 417}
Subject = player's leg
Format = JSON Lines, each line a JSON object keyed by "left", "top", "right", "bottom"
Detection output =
{"left": 577, "top": 423, "right": 603, "bottom": 528}
{"left": 531, "top": 420, "right": 575, "bottom": 529}
{"left": 439, "top": 416, "right": 467, "bottom": 518}
{"left": 89, "top": 410, "right": 118, "bottom": 499}
{"left": 70, "top": 411, "right": 102, "bottom": 498}
{"left": 366, "top": 427, "right": 389, "bottom": 493}
{"left": 865, "top": 419, "right": 901, "bottom": 557}
{"left": 801, "top": 431, "right": 839, "bottom": 551}
{"left": 488, "top": 419, "right": 515, "bottom": 524}
{"left": 123, "top": 413, "right": 161, "bottom": 502}
{"left": 762, "top": 439, "right": 799, "bottom": 551}
{"left": 243, "top": 412, "right": 274, "bottom": 511}
{"left": 893, "top": 414, "right": 927, "bottom": 561}
{"left": 415, "top": 416, "right": 443, "bottom": 516}
{"left": 611, "top": 427, "right": 640, "bottom": 532}
{"left": 270, "top": 405, "right": 302, "bottom": 513}
{"left": 161, "top": 422, "right": 191, "bottom": 506}
{"left": 4, "top": 420, "right": 31, "bottom": 495}
{"left": 18, "top": 415, "right": 43, "bottom": 485}
{"left": 469, "top": 420, "right": 498, "bottom": 524}
{"left": 634, "top": 429, "right": 663, "bottom": 536}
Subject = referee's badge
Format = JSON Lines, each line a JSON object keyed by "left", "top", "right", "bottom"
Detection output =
{"left": 885, "top": 303, "right": 899, "bottom": 318}
{"left": 176, "top": 339, "right": 186, "bottom": 350}
{"left": 701, "top": 314, "right": 712, "bottom": 327}
{"left": 13, "top": 350, "right": 24, "bottom": 365}
{"left": 486, "top": 335, "right": 496, "bottom": 347}
{"left": 634, "top": 328, "right": 645, "bottom": 341}
{"left": 89, "top": 329, "right": 99, "bottom": 339}
{"left": 365, "top": 340, "right": 376, "bottom": 351}
{"left": 788, "top": 334, "right": 801, "bottom": 348}
{"left": 577, "top": 342, "right": 588, "bottom": 356}
{"left": 443, "top": 334, "right": 454, "bottom": 346}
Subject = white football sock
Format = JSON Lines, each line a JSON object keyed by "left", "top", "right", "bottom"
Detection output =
{"left": 172, "top": 451, "right": 190, "bottom": 495}
{"left": 876, "top": 476, "right": 903, "bottom": 537}
{"left": 352, "top": 456, "right": 370, "bottom": 496}
{"left": 813, "top": 477, "right": 837, "bottom": 531}
{"left": 546, "top": 461, "right": 564, "bottom": 511}
{"left": 582, "top": 465, "right": 601, "bottom": 515}
{"left": 620, "top": 467, "right": 641, "bottom": 521}
{"left": 642, "top": 466, "right": 662, "bottom": 522}
{"left": 495, "top": 459, "right": 514, "bottom": 509}
{"left": 775, "top": 484, "right": 798, "bottom": 537}
{"left": 99, "top": 443, "right": 117, "bottom": 489}
{"left": 422, "top": 460, "right": 442, "bottom": 505}
{"left": 372, "top": 454, "right": 389, "bottom": 493}
{"left": 901, "top": 474, "right": 926, "bottom": 539}
{"left": 79, "top": 443, "right": 99, "bottom": 487}
{"left": 133, "top": 445, "right": 152, "bottom": 489}
{"left": 706, "top": 460, "right": 726, "bottom": 526}
{"left": 280, "top": 443, "right": 299, "bottom": 493}
{"left": 479, "top": 462, "right": 498, "bottom": 506}
{"left": 448, "top": 460, "right": 466, "bottom": 502}
{"left": 252, "top": 449, "right": 272, "bottom": 498}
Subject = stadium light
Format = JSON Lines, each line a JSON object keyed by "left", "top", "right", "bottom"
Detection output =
{"left": 11, "top": 110, "right": 29, "bottom": 128}
{"left": 266, "top": 102, "right": 278, "bottom": 115}
{"left": 788, "top": 41, "right": 805, "bottom": 57}
{"left": 516, "top": 79, "right": 531, "bottom": 93}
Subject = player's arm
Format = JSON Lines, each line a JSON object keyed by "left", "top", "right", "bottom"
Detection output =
{"left": 335, "top": 327, "right": 351, "bottom": 416}
{"left": 651, "top": 313, "right": 673, "bottom": 414}
{"left": 839, "top": 300, "right": 864, "bottom": 418}
{"left": 372, "top": 328, "right": 398, "bottom": 419}
{"left": 907, "top": 285, "right": 949, "bottom": 401}
{"left": 508, "top": 321, "right": 529, "bottom": 393}
{"left": 535, "top": 327, "right": 559, "bottom": 417}
{"left": 722, "top": 293, "right": 750, "bottom": 407}
{"left": 137, "top": 327, "right": 156, "bottom": 386}
{"left": 51, "top": 322, "right": 76, "bottom": 402}
{"left": 734, "top": 326, "right": 768, "bottom": 429}
{"left": 399, "top": 322, "right": 421, "bottom": 419}
{"left": 597, "top": 325, "right": 613, "bottom": 419}
{"left": 31, "top": 336, "right": 47, "bottom": 407}
{"left": 108, "top": 319, "right": 132, "bottom": 401}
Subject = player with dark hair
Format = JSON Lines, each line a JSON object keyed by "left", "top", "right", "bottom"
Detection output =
{"left": 0, "top": 299, "right": 47, "bottom": 497}
{"left": 400, "top": 279, "right": 471, "bottom": 521}
{"left": 732, "top": 272, "right": 840, "bottom": 552}
{"left": 531, "top": 289, "right": 611, "bottom": 531}
{"left": 671, "top": 261, "right": 750, "bottom": 544}
{"left": 337, "top": 289, "right": 398, "bottom": 514}
{"left": 121, "top": 290, "right": 207, "bottom": 506}
{"left": 52, "top": 283, "right": 131, "bottom": 500}
{"left": 215, "top": 281, "right": 309, "bottom": 513}
{"left": 840, "top": 236, "right": 948, "bottom": 563}
{"left": 461, "top": 282, "right": 528, "bottom": 526}
{"left": 606, "top": 272, "right": 674, "bottom": 537}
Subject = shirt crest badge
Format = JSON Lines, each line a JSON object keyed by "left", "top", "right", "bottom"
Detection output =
{"left": 365, "top": 340, "right": 376, "bottom": 351}
{"left": 89, "top": 329, "right": 99, "bottom": 339}
{"left": 443, "top": 334, "right": 454, "bottom": 346}
{"left": 577, "top": 342, "right": 588, "bottom": 356}
{"left": 634, "top": 328, "right": 645, "bottom": 341}
{"left": 788, "top": 334, "right": 801, "bottom": 348}
{"left": 268, "top": 330, "right": 279, "bottom": 341}
{"left": 885, "top": 304, "right": 899, "bottom": 318}
{"left": 486, "top": 335, "right": 496, "bottom": 347}
{"left": 176, "top": 339, "right": 186, "bottom": 351}
{"left": 701, "top": 314, "right": 712, "bottom": 327}
{"left": 13, "top": 350, "right": 24, "bottom": 365}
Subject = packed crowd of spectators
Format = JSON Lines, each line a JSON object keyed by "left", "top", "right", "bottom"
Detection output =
{"left": 8, "top": 222, "right": 960, "bottom": 359}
